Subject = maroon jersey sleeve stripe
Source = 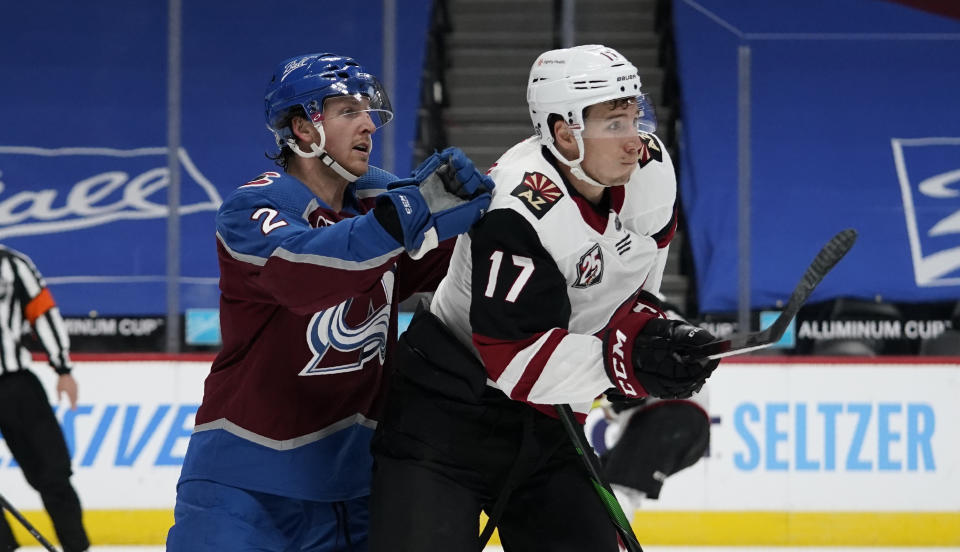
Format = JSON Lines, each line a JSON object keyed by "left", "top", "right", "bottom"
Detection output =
{"left": 652, "top": 204, "right": 678, "bottom": 249}
{"left": 472, "top": 331, "right": 543, "bottom": 381}
{"left": 509, "top": 328, "right": 568, "bottom": 402}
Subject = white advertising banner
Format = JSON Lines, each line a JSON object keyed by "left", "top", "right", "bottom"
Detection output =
{"left": 0, "top": 360, "right": 208, "bottom": 510}
{"left": 648, "top": 360, "right": 960, "bottom": 512}
{"left": 1, "top": 359, "right": 958, "bottom": 513}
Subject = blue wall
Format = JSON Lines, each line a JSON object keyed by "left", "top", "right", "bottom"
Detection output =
{"left": 673, "top": 0, "right": 960, "bottom": 313}
{"left": 0, "top": 0, "right": 432, "bottom": 315}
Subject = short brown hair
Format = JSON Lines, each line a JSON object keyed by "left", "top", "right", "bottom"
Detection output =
{"left": 265, "top": 106, "right": 308, "bottom": 171}
{"left": 583, "top": 97, "right": 635, "bottom": 119}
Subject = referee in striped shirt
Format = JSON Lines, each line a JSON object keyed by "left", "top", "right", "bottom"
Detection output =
{"left": 0, "top": 246, "right": 89, "bottom": 552}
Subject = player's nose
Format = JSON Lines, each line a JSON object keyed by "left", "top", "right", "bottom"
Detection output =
{"left": 360, "top": 112, "right": 376, "bottom": 133}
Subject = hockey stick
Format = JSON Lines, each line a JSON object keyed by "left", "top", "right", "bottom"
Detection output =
{"left": 688, "top": 228, "right": 858, "bottom": 360}
{"left": 0, "top": 491, "right": 59, "bottom": 552}
{"left": 554, "top": 404, "right": 644, "bottom": 552}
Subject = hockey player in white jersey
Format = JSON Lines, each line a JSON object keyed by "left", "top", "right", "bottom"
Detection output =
{"left": 369, "top": 45, "right": 720, "bottom": 551}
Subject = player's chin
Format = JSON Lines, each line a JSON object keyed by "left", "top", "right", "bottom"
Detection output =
{"left": 347, "top": 156, "right": 370, "bottom": 174}
{"left": 608, "top": 172, "right": 632, "bottom": 186}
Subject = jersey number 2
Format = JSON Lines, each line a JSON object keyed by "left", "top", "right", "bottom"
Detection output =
{"left": 484, "top": 251, "right": 534, "bottom": 303}
{"left": 252, "top": 208, "right": 288, "bottom": 235}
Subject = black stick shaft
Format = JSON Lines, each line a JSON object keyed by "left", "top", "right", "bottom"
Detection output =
{"left": 0, "top": 492, "right": 59, "bottom": 552}
{"left": 687, "top": 228, "right": 858, "bottom": 360}
{"left": 554, "top": 404, "right": 644, "bottom": 552}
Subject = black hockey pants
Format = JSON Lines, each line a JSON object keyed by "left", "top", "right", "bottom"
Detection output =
{"left": 369, "top": 310, "right": 617, "bottom": 552}
{"left": 0, "top": 370, "right": 89, "bottom": 552}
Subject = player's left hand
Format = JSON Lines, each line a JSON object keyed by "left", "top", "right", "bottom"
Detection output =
{"left": 410, "top": 147, "right": 495, "bottom": 199}
{"left": 383, "top": 148, "right": 493, "bottom": 255}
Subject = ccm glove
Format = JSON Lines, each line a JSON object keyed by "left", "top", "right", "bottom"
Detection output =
{"left": 600, "top": 290, "right": 666, "bottom": 399}
{"left": 375, "top": 147, "right": 493, "bottom": 258}
{"left": 600, "top": 290, "right": 720, "bottom": 400}
{"left": 629, "top": 318, "right": 720, "bottom": 399}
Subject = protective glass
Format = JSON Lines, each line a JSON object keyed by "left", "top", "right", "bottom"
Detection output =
{"left": 580, "top": 94, "right": 657, "bottom": 139}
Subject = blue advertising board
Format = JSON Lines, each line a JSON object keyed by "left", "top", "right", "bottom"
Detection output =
{"left": 673, "top": 0, "right": 960, "bottom": 313}
{"left": 0, "top": 0, "right": 431, "bottom": 316}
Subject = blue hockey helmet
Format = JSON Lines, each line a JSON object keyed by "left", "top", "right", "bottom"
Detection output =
{"left": 264, "top": 53, "right": 393, "bottom": 148}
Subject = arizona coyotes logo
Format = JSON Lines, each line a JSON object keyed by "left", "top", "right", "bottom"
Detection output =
{"left": 637, "top": 133, "right": 663, "bottom": 168}
{"left": 300, "top": 271, "right": 393, "bottom": 376}
{"left": 511, "top": 172, "right": 564, "bottom": 219}
{"left": 573, "top": 243, "right": 604, "bottom": 288}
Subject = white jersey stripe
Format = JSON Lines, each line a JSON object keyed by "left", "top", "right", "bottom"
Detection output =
{"left": 0, "top": 257, "right": 19, "bottom": 372}
{"left": 493, "top": 328, "right": 563, "bottom": 399}
{"left": 525, "top": 334, "right": 608, "bottom": 405}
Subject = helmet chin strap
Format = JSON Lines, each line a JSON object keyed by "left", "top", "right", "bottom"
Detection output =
{"left": 286, "top": 123, "right": 362, "bottom": 183}
{"left": 547, "top": 133, "right": 610, "bottom": 189}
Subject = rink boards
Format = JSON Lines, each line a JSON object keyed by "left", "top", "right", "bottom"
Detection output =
{"left": 2, "top": 356, "right": 958, "bottom": 546}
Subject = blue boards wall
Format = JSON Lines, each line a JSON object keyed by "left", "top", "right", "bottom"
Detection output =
{"left": 672, "top": 0, "right": 960, "bottom": 313}
{"left": 0, "top": 1, "right": 432, "bottom": 316}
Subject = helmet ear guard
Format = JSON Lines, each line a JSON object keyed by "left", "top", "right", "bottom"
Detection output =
{"left": 264, "top": 53, "right": 393, "bottom": 181}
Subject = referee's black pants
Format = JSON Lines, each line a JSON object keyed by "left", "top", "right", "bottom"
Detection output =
{"left": 0, "top": 370, "right": 89, "bottom": 552}
{"left": 369, "top": 311, "right": 618, "bottom": 552}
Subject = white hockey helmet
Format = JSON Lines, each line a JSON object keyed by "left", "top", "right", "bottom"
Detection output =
{"left": 527, "top": 45, "right": 656, "bottom": 187}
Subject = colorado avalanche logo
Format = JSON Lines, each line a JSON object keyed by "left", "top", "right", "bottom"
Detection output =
{"left": 300, "top": 271, "right": 394, "bottom": 375}
{"left": 573, "top": 243, "right": 604, "bottom": 288}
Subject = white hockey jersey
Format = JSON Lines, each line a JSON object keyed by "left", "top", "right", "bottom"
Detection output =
{"left": 431, "top": 135, "right": 678, "bottom": 421}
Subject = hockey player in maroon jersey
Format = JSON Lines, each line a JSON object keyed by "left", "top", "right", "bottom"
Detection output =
{"left": 369, "top": 45, "right": 720, "bottom": 551}
{"left": 166, "top": 53, "right": 493, "bottom": 551}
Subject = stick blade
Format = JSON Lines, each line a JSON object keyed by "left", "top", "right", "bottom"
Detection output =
{"left": 689, "top": 228, "right": 858, "bottom": 360}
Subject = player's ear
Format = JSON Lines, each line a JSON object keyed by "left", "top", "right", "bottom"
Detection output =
{"left": 553, "top": 119, "right": 574, "bottom": 148}
{"left": 291, "top": 116, "right": 314, "bottom": 142}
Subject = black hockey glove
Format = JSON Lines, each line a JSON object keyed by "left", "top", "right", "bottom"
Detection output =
{"left": 601, "top": 288, "right": 720, "bottom": 400}
{"left": 630, "top": 318, "right": 720, "bottom": 399}
{"left": 604, "top": 391, "right": 649, "bottom": 414}
{"left": 600, "top": 289, "right": 665, "bottom": 399}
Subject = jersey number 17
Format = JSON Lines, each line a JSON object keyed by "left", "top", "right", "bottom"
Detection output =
{"left": 483, "top": 251, "right": 535, "bottom": 303}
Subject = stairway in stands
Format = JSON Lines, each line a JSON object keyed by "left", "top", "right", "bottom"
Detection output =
{"left": 441, "top": 0, "right": 691, "bottom": 313}
{"left": 443, "top": 0, "right": 554, "bottom": 169}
